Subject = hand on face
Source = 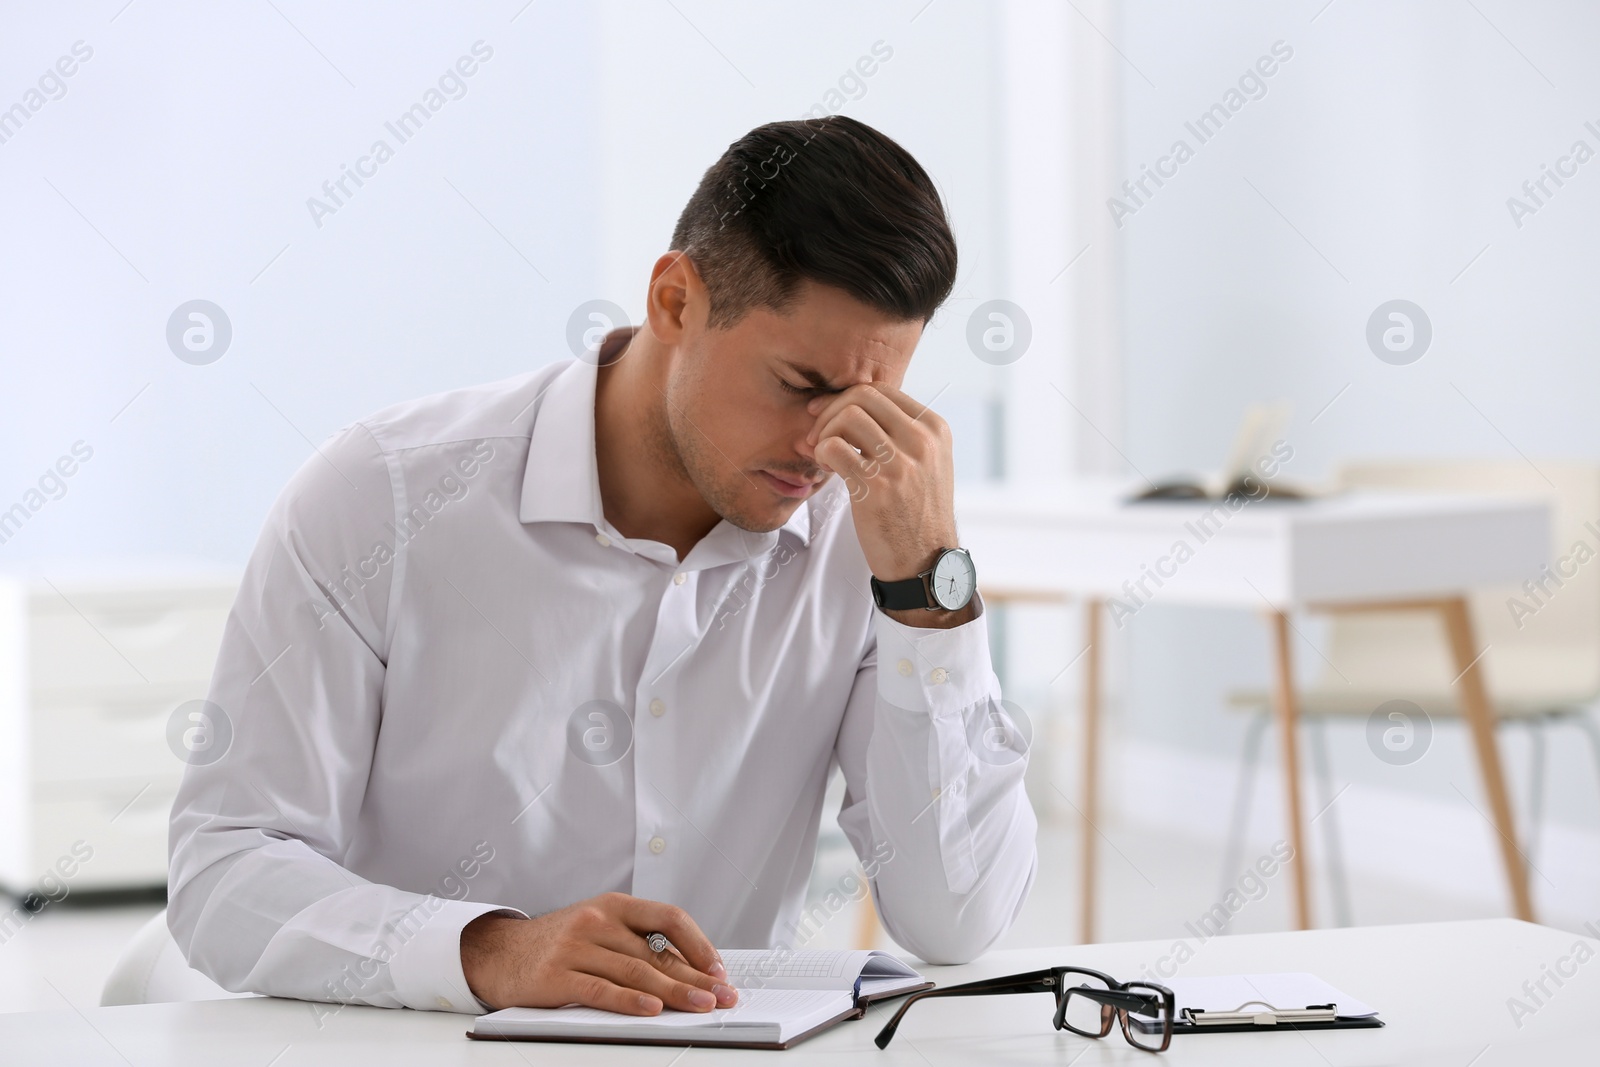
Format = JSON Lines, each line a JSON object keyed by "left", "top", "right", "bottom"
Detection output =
{"left": 804, "top": 383, "right": 959, "bottom": 585}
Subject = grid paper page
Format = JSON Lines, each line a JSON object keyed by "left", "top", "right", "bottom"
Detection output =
{"left": 720, "top": 949, "right": 865, "bottom": 984}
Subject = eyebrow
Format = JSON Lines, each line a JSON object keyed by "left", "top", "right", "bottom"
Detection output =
{"left": 778, "top": 361, "right": 847, "bottom": 393}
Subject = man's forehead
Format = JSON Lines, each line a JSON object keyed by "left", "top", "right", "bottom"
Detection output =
{"left": 773, "top": 311, "right": 920, "bottom": 385}
{"left": 783, "top": 332, "right": 907, "bottom": 380}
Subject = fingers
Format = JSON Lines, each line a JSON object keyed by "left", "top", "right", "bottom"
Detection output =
{"left": 815, "top": 435, "right": 873, "bottom": 486}
{"left": 596, "top": 926, "right": 738, "bottom": 1007}
{"left": 805, "top": 385, "right": 949, "bottom": 484}
{"left": 562, "top": 969, "right": 666, "bottom": 1016}
{"left": 573, "top": 945, "right": 722, "bottom": 1014}
{"left": 651, "top": 950, "right": 738, "bottom": 1006}
{"left": 476, "top": 895, "right": 744, "bottom": 1016}
{"left": 617, "top": 896, "right": 726, "bottom": 984}
{"left": 813, "top": 405, "right": 894, "bottom": 466}
{"left": 805, "top": 384, "right": 919, "bottom": 448}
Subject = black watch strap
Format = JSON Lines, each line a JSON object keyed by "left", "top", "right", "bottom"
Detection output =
{"left": 870, "top": 573, "right": 932, "bottom": 611}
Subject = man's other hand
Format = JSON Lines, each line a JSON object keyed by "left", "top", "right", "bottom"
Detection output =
{"left": 460, "top": 892, "right": 739, "bottom": 1014}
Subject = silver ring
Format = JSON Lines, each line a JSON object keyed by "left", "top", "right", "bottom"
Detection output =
{"left": 646, "top": 932, "right": 670, "bottom": 954}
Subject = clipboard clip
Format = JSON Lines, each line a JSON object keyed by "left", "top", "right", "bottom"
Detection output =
{"left": 1182, "top": 1000, "right": 1338, "bottom": 1027}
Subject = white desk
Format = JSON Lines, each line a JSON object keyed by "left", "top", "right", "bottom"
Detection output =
{"left": 956, "top": 480, "right": 1552, "bottom": 938}
{"left": 2, "top": 919, "right": 1592, "bottom": 1064}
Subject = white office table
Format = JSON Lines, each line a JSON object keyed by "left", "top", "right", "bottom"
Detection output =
{"left": 955, "top": 480, "right": 1552, "bottom": 939}
{"left": 2, "top": 919, "right": 1592, "bottom": 1064}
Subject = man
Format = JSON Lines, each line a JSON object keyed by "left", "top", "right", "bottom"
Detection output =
{"left": 168, "top": 115, "right": 1038, "bottom": 1019}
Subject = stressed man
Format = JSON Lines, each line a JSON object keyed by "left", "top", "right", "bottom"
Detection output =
{"left": 168, "top": 116, "right": 1038, "bottom": 1018}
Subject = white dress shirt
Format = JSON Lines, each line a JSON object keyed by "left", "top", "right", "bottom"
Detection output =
{"left": 167, "top": 330, "right": 1038, "bottom": 1014}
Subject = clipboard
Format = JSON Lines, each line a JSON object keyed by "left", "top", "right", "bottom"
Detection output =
{"left": 1126, "top": 973, "right": 1384, "bottom": 1036}
{"left": 1129, "top": 999, "right": 1386, "bottom": 1035}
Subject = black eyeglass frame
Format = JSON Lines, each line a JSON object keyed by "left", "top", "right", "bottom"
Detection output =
{"left": 873, "top": 965, "right": 1175, "bottom": 1052}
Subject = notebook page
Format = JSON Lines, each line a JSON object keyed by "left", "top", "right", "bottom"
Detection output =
{"left": 475, "top": 987, "right": 848, "bottom": 1043}
{"left": 860, "top": 952, "right": 923, "bottom": 978}
{"left": 720, "top": 948, "right": 870, "bottom": 990}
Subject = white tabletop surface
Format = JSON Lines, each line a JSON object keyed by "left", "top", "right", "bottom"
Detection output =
{"left": 955, "top": 478, "right": 1551, "bottom": 607}
{"left": 4, "top": 918, "right": 1594, "bottom": 1065}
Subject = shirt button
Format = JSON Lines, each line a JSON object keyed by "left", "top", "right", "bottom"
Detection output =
{"left": 649, "top": 698, "right": 666, "bottom": 717}
{"left": 436, "top": 996, "right": 453, "bottom": 1010}
{"left": 929, "top": 667, "right": 949, "bottom": 685}
{"left": 649, "top": 836, "right": 666, "bottom": 854}
{"left": 896, "top": 658, "right": 913, "bottom": 677}
{"left": 673, "top": 572, "right": 687, "bottom": 585}
{"left": 595, "top": 532, "right": 612, "bottom": 548}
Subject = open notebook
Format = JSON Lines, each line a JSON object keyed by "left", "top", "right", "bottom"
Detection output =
{"left": 468, "top": 948, "right": 931, "bottom": 1050}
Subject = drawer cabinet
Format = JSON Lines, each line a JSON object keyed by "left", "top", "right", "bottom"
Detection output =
{"left": 30, "top": 689, "right": 196, "bottom": 784}
{"left": 31, "top": 780, "right": 180, "bottom": 892}
{"left": 0, "top": 572, "right": 237, "bottom": 896}
{"left": 29, "top": 595, "right": 233, "bottom": 693}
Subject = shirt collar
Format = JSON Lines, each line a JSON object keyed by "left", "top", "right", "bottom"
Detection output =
{"left": 518, "top": 328, "right": 812, "bottom": 555}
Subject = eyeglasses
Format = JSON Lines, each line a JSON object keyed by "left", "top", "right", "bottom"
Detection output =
{"left": 874, "top": 966, "right": 1175, "bottom": 1052}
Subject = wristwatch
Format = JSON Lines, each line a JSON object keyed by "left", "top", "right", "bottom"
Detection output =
{"left": 870, "top": 548, "right": 977, "bottom": 612}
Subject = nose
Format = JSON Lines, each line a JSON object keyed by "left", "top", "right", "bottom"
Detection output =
{"left": 792, "top": 405, "right": 821, "bottom": 461}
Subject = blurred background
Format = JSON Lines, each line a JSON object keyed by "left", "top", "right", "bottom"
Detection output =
{"left": 3, "top": 0, "right": 1599, "bottom": 1014}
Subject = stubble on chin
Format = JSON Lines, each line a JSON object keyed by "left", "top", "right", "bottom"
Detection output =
{"left": 659, "top": 396, "right": 794, "bottom": 536}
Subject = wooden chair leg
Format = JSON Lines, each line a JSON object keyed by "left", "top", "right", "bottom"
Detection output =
{"left": 1438, "top": 597, "right": 1535, "bottom": 922}
{"left": 1081, "top": 598, "right": 1102, "bottom": 945}
{"left": 1268, "top": 610, "right": 1313, "bottom": 930}
{"left": 854, "top": 881, "right": 880, "bottom": 949}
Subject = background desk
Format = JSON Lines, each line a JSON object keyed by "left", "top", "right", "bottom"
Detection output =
{"left": 1, "top": 919, "right": 1592, "bottom": 1064}
{"left": 956, "top": 480, "right": 1552, "bottom": 939}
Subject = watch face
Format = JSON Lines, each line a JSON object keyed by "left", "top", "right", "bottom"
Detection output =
{"left": 931, "top": 549, "right": 976, "bottom": 610}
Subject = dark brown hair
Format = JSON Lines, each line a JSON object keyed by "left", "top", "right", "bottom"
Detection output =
{"left": 669, "top": 116, "right": 958, "bottom": 328}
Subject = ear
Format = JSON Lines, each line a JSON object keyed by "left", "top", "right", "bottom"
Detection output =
{"left": 645, "top": 251, "right": 704, "bottom": 345}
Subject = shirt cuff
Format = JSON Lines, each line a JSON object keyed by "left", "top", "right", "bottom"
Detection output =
{"left": 875, "top": 592, "right": 995, "bottom": 717}
{"left": 386, "top": 898, "right": 527, "bottom": 1014}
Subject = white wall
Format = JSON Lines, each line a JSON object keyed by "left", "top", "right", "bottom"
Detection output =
{"left": 1, "top": 1, "right": 606, "bottom": 562}
{"left": 1106, "top": 0, "right": 1600, "bottom": 839}
{"left": 3, "top": 1, "right": 1073, "bottom": 568}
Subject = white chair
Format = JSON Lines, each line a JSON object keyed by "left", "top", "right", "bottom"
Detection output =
{"left": 1224, "top": 460, "right": 1600, "bottom": 926}
{"left": 100, "top": 907, "right": 248, "bottom": 1006}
